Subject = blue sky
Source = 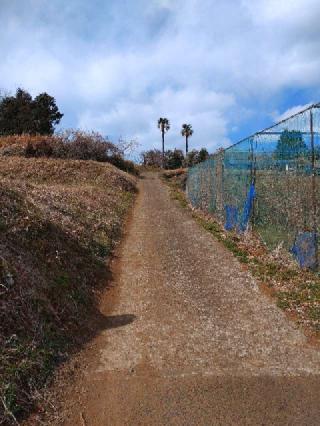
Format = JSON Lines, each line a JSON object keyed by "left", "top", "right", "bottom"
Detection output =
{"left": 1, "top": 0, "right": 320, "bottom": 154}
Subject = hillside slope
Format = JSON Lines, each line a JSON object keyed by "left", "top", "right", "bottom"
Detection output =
{"left": 52, "top": 172, "right": 320, "bottom": 426}
{"left": 0, "top": 157, "right": 136, "bottom": 424}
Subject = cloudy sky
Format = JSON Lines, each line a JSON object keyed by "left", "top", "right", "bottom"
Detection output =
{"left": 1, "top": 0, "right": 320, "bottom": 154}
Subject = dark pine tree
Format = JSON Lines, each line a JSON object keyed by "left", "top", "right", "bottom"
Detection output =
{"left": 32, "top": 93, "right": 63, "bottom": 135}
{"left": 0, "top": 88, "right": 63, "bottom": 135}
{"left": 274, "top": 130, "right": 308, "bottom": 160}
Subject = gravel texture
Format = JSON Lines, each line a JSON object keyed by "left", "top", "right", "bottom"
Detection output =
{"left": 57, "top": 172, "right": 320, "bottom": 426}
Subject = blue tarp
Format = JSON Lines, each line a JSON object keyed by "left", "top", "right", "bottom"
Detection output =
{"left": 291, "top": 232, "right": 318, "bottom": 269}
{"left": 225, "top": 205, "right": 238, "bottom": 231}
{"left": 224, "top": 183, "right": 255, "bottom": 232}
{"left": 239, "top": 183, "right": 255, "bottom": 232}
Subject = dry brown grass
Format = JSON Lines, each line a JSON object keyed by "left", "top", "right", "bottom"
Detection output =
{"left": 162, "top": 167, "right": 187, "bottom": 177}
{"left": 0, "top": 156, "right": 137, "bottom": 424}
{"left": 164, "top": 177, "right": 320, "bottom": 344}
{"left": 161, "top": 168, "right": 187, "bottom": 190}
{"left": 0, "top": 134, "right": 51, "bottom": 157}
{"left": 0, "top": 133, "right": 140, "bottom": 177}
{"left": 0, "top": 134, "right": 51, "bottom": 148}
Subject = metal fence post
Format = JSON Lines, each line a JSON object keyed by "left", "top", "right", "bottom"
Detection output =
{"left": 310, "top": 108, "right": 318, "bottom": 269}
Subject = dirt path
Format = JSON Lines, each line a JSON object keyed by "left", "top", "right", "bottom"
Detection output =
{"left": 57, "top": 172, "right": 320, "bottom": 426}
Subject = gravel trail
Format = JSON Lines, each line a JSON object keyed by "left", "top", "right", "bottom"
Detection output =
{"left": 60, "top": 172, "right": 320, "bottom": 426}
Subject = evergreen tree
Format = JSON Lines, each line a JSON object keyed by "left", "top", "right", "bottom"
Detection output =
{"left": 32, "top": 93, "right": 63, "bottom": 134}
{"left": 198, "top": 147, "right": 209, "bottom": 162}
{"left": 165, "top": 149, "right": 184, "bottom": 169}
{"left": 0, "top": 88, "right": 63, "bottom": 135}
{"left": 185, "top": 148, "right": 209, "bottom": 167}
{"left": 274, "top": 130, "right": 307, "bottom": 160}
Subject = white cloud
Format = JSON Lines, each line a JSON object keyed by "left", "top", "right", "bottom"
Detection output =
{"left": 274, "top": 103, "right": 313, "bottom": 122}
{"left": 78, "top": 88, "right": 234, "bottom": 152}
{"left": 1, "top": 0, "right": 320, "bottom": 154}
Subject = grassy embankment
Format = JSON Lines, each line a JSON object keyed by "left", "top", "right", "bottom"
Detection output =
{"left": 163, "top": 169, "right": 320, "bottom": 342}
{"left": 0, "top": 154, "right": 137, "bottom": 424}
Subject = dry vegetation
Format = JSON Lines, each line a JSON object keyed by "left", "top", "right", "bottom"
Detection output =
{"left": 162, "top": 168, "right": 187, "bottom": 190}
{"left": 0, "top": 155, "right": 137, "bottom": 424}
{"left": 164, "top": 169, "right": 320, "bottom": 342}
{"left": 0, "top": 132, "right": 140, "bottom": 177}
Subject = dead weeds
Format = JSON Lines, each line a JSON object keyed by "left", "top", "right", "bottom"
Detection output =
{"left": 164, "top": 177, "right": 320, "bottom": 344}
{"left": 0, "top": 157, "right": 137, "bottom": 424}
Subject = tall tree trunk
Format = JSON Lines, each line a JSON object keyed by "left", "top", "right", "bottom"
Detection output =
{"left": 162, "top": 130, "right": 165, "bottom": 168}
{"left": 186, "top": 135, "right": 188, "bottom": 155}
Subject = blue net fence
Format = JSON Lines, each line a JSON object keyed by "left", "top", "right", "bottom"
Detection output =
{"left": 186, "top": 104, "right": 320, "bottom": 270}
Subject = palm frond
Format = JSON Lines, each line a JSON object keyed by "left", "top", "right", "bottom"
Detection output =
{"left": 181, "top": 123, "right": 193, "bottom": 137}
{"left": 158, "top": 117, "right": 170, "bottom": 132}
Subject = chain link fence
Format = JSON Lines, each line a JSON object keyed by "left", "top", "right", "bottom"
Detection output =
{"left": 187, "top": 104, "right": 320, "bottom": 269}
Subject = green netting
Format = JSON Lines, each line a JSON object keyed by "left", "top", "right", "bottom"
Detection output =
{"left": 186, "top": 104, "right": 320, "bottom": 269}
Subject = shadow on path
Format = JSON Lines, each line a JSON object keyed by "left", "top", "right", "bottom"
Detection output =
{"left": 101, "top": 314, "right": 136, "bottom": 330}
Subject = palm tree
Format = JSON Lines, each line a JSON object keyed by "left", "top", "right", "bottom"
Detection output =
{"left": 157, "top": 117, "right": 170, "bottom": 167}
{"left": 181, "top": 123, "right": 193, "bottom": 155}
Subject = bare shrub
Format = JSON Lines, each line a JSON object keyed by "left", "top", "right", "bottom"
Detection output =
{"left": 0, "top": 131, "right": 139, "bottom": 175}
{"left": 61, "top": 130, "right": 119, "bottom": 161}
